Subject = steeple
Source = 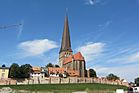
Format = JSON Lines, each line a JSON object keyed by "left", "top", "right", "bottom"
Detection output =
{"left": 59, "top": 14, "right": 72, "bottom": 53}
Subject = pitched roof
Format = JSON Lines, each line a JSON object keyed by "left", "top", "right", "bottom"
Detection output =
{"left": 32, "top": 67, "right": 41, "bottom": 71}
{"left": 63, "top": 52, "right": 85, "bottom": 65}
{"left": 48, "top": 67, "right": 65, "bottom": 72}
{"left": 59, "top": 15, "right": 72, "bottom": 53}
{"left": 74, "top": 52, "right": 85, "bottom": 61}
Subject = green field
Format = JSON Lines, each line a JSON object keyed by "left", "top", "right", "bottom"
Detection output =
{"left": 0, "top": 83, "right": 127, "bottom": 92}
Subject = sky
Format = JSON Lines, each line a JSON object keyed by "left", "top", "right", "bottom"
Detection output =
{"left": 0, "top": 0, "right": 139, "bottom": 82}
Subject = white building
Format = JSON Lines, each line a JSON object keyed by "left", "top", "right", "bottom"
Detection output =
{"left": 30, "top": 67, "right": 45, "bottom": 80}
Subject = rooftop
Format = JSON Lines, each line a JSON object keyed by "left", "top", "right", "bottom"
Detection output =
{"left": 63, "top": 52, "right": 85, "bottom": 65}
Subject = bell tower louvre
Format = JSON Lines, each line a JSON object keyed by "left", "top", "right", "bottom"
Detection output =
{"left": 59, "top": 14, "right": 73, "bottom": 67}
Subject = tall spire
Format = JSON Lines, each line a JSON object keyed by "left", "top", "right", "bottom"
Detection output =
{"left": 59, "top": 14, "right": 72, "bottom": 53}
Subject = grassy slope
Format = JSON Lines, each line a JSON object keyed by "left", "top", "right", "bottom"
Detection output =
{"left": 0, "top": 83, "right": 127, "bottom": 91}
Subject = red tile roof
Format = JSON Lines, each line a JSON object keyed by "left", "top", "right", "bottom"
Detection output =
{"left": 48, "top": 67, "right": 65, "bottom": 71}
{"left": 74, "top": 52, "right": 84, "bottom": 60}
{"left": 48, "top": 67, "right": 65, "bottom": 74}
{"left": 63, "top": 52, "right": 85, "bottom": 65}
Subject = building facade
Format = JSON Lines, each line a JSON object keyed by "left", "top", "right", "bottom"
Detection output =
{"left": 0, "top": 67, "right": 9, "bottom": 79}
{"left": 59, "top": 15, "right": 86, "bottom": 77}
{"left": 48, "top": 67, "right": 66, "bottom": 77}
{"left": 30, "top": 67, "right": 45, "bottom": 80}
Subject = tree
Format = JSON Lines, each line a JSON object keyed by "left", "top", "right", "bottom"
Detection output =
{"left": 135, "top": 77, "right": 139, "bottom": 86}
{"left": 9, "top": 63, "right": 20, "bottom": 78}
{"left": 106, "top": 73, "right": 120, "bottom": 81}
{"left": 20, "top": 64, "right": 32, "bottom": 78}
{"left": 9, "top": 63, "right": 32, "bottom": 78}
{"left": 55, "top": 64, "right": 60, "bottom": 68}
{"left": 46, "top": 63, "right": 54, "bottom": 68}
{"left": 89, "top": 69, "right": 97, "bottom": 78}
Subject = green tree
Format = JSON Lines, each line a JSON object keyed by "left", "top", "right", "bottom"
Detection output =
{"left": 9, "top": 63, "right": 20, "bottom": 78}
{"left": 55, "top": 64, "right": 60, "bottom": 68}
{"left": 46, "top": 63, "right": 54, "bottom": 68}
{"left": 106, "top": 73, "right": 120, "bottom": 81}
{"left": 9, "top": 63, "right": 32, "bottom": 78}
{"left": 89, "top": 69, "right": 97, "bottom": 77}
{"left": 20, "top": 64, "right": 32, "bottom": 78}
{"left": 135, "top": 77, "right": 139, "bottom": 86}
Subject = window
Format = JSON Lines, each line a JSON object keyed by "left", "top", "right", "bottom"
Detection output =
{"left": 1, "top": 73, "right": 5, "bottom": 78}
{"left": 2, "top": 69, "right": 5, "bottom": 72}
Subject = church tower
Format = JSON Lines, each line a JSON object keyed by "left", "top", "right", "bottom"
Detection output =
{"left": 59, "top": 15, "right": 73, "bottom": 67}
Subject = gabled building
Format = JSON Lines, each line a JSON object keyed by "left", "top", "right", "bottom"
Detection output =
{"left": 30, "top": 67, "right": 45, "bottom": 79}
{"left": 59, "top": 14, "right": 86, "bottom": 77}
{"left": 63, "top": 52, "right": 86, "bottom": 77}
{"left": 48, "top": 67, "right": 66, "bottom": 77}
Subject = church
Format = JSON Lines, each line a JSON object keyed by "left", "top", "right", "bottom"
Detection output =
{"left": 58, "top": 15, "right": 86, "bottom": 77}
{"left": 48, "top": 14, "right": 86, "bottom": 77}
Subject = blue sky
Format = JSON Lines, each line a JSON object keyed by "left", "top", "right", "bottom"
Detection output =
{"left": 0, "top": 0, "right": 139, "bottom": 82}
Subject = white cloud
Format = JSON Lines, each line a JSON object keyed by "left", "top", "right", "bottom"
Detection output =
{"left": 85, "top": 0, "right": 97, "bottom": 5}
{"left": 77, "top": 42, "right": 105, "bottom": 62}
{"left": 85, "top": 0, "right": 105, "bottom": 6}
{"left": 18, "top": 39, "right": 58, "bottom": 57}
{"left": 98, "top": 21, "right": 112, "bottom": 31}
{"left": 88, "top": 0, "right": 95, "bottom": 5}
{"left": 95, "top": 64, "right": 139, "bottom": 82}
{"left": 106, "top": 51, "right": 139, "bottom": 64}
{"left": 17, "top": 20, "right": 24, "bottom": 38}
{"left": 128, "top": 52, "right": 139, "bottom": 62}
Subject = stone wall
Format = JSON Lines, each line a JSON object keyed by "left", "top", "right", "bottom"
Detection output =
{"left": 0, "top": 79, "right": 16, "bottom": 85}
{"left": 0, "top": 77, "right": 129, "bottom": 87}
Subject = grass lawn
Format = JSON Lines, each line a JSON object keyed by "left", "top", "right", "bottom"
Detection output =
{"left": 0, "top": 83, "right": 127, "bottom": 92}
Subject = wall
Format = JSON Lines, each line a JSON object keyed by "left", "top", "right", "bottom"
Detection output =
{"left": 0, "top": 68, "right": 9, "bottom": 79}
{"left": 0, "top": 79, "right": 16, "bottom": 85}
{"left": 0, "top": 77, "right": 129, "bottom": 87}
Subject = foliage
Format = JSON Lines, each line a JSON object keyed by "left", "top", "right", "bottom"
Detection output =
{"left": 9, "top": 63, "right": 20, "bottom": 78}
{"left": 20, "top": 64, "right": 32, "bottom": 78}
{"left": 55, "top": 64, "right": 60, "bottom": 68}
{"left": 9, "top": 63, "right": 32, "bottom": 78}
{"left": 106, "top": 73, "right": 120, "bottom": 81}
{"left": 89, "top": 69, "right": 97, "bottom": 77}
{"left": 46, "top": 63, "right": 60, "bottom": 68}
{"left": 46, "top": 63, "right": 54, "bottom": 68}
{"left": 135, "top": 77, "right": 139, "bottom": 86}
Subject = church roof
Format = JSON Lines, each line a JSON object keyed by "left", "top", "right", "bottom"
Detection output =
{"left": 59, "top": 15, "right": 72, "bottom": 53}
{"left": 63, "top": 52, "right": 85, "bottom": 65}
